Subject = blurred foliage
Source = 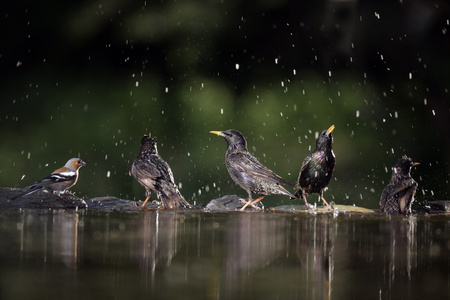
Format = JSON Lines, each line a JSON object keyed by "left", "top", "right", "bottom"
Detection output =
{"left": 0, "top": 0, "right": 449, "bottom": 208}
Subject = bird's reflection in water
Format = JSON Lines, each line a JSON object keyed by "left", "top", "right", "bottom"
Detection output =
{"left": 292, "top": 215, "right": 336, "bottom": 299}
{"left": 16, "top": 211, "right": 80, "bottom": 269}
{"left": 10, "top": 209, "right": 450, "bottom": 299}
{"left": 222, "top": 213, "right": 288, "bottom": 297}
{"left": 51, "top": 212, "right": 80, "bottom": 269}
{"left": 131, "top": 210, "right": 186, "bottom": 287}
{"left": 377, "top": 217, "right": 421, "bottom": 299}
{"left": 221, "top": 213, "right": 335, "bottom": 299}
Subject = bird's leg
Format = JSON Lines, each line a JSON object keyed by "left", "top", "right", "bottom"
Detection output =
{"left": 240, "top": 198, "right": 253, "bottom": 211}
{"left": 141, "top": 195, "right": 151, "bottom": 207}
{"left": 240, "top": 195, "right": 265, "bottom": 211}
{"left": 52, "top": 191, "right": 65, "bottom": 200}
{"left": 301, "top": 190, "right": 312, "bottom": 209}
{"left": 250, "top": 195, "right": 265, "bottom": 206}
{"left": 319, "top": 191, "right": 330, "bottom": 209}
{"left": 240, "top": 192, "right": 256, "bottom": 211}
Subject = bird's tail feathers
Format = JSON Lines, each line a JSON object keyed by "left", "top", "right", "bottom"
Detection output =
{"left": 10, "top": 185, "right": 44, "bottom": 200}
{"left": 291, "top": 189, "right": 302, "bottom": 200}
{"left": 159, "top": 185, "right": 191, "bottom": 209}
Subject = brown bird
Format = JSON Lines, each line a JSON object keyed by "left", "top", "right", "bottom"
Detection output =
{"left": 11, "top": 158, "right": 86, "bottom": 200}
{"left": 294, "top": 125, "right": 335, "bottom": 208}
{"left": 130, "top": 136, "right": 191, "bottom": 209}
{"left": 380, "top": 156, "right": 419, "bottom": 215}
{"left": 210, "top": 129, "right": 296, "bottom": 211}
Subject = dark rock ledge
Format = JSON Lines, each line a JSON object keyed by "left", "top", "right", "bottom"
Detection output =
{"left": 1, "top": 188, "right": 448, "bottom": 214}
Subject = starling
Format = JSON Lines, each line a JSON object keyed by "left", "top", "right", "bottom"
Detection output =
{"left": 210, "top": 129, "right": 296, "bottom": 211}
{"left": 130, "top": 136, "right": 191, "bottom": 209}
{"left": 380, "top": 156, "right": 419, "bottom": 215}
{"left": 294, "top": 125, "right": 335, "bottom": 208}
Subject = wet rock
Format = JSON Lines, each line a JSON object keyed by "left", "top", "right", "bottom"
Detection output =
{"left": 425, "top": 201, "right": 450, "bottom": 213}
{"left": 205, "top": 195, "right": 263, "bottom": 211}
{"left": 0, "top": 187, "right": 88, "bottom": 210}
{"left": 270, "top": 204, "right": 376, "bottom": 214}
{"left": 0, "top": 188, "right": 181, "bottom": 212}
{"left": 85, "top": 196, "right": 147, "bottom": 212}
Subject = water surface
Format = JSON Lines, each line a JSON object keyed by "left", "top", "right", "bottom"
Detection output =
{"left": 0, "top": 209, "right": 449, "bottom": 300}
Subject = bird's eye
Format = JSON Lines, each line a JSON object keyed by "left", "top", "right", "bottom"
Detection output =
{"left": 394, "top": 193, "right": 399, "bottom": 199}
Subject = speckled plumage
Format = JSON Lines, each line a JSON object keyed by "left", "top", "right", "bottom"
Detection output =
{"left": 294, "top": 125, "right": 335, "bottom": 207}
{"left": 130, "top": 136, "right": 191, "bottom": 209}
{"left": 380, "top": 156, "right": 419, "bottom": 215}
{"left": 210, "top": 129, "right": 295, "bottom": 210}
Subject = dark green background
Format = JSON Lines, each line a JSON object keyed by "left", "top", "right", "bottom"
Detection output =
{"left": 1, "top": 0, "right": 449, "bottom": 208}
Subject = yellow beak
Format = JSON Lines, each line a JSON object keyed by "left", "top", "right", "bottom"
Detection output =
{"left": 326, "top": 125, "right": 335, "bottom": 135}
{"left": 210, "top": 131, "right": 223, "bottom": 136}
{"left": 412, "top": 162, "right": 420, "bottom": 167}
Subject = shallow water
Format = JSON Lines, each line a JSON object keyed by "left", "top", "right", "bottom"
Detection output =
{"left": 0, "top": 209, "right": 449, "bottom": 300}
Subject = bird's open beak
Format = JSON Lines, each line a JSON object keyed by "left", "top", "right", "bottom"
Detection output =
{"left": 326, "top": 125, "right": 335, "bottom": 135}
{"left": 412, "top": 162, "right": 420, "bottom": 167}
{"left": 210, "top": 131, "right": 223, "bottom": 136}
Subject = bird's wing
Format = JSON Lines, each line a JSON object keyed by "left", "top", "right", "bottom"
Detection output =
{"left": 300, "top": 154, "right": 312, "bottom": 174}
{"left": 130, "top": 157, "right": 161, "bottom": 182}
{"left": 33, "top": 171, "right": 77, "bottom": 187}
{"left": 296, "top": 153, "right": 312, "bottom": 187}
{"left": 130, "top": 155, "right": 178, "bottom": 189}
{"left": 228, "top": 152, "right": 294, "bottom": 187}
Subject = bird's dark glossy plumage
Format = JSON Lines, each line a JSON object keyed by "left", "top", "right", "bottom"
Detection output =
{"left": 210, "top": 129, "right": 295, "bottom": 210}
{"left": 380, "top": 156, "right": 419, "bottom": 215}
{"left": 294, "top": 125, "right": 335, "bottom": 207}
{"left": 130, "top": 136, "right": 191, "bottom": 209}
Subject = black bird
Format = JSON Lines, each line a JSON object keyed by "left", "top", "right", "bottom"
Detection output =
{"left": 294, "top": 125, "right": 335, "bottom": 208}
{"left": 210, "top": 129, "right": 296, "bottom": 211}
{"left": 380, "top": 156, "right": 419, "bottom": 215}
{"left": 130, "top": 136, "right": 191, "bottom": 209}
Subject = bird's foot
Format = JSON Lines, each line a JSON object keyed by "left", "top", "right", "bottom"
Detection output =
{"left": 320, "top": 196, "right": 330, "bottom": 207}
{"left": 325, "top": 201, "right": 335, "bottom": 211}
{"left": 304, "top": 202, "right": 316, "bottom": 210}
{"left": 239, "top": 200, "right": 253, "bottom": 211}
{"left": 240, "top": 195, "right": 265, "bottom": 211}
